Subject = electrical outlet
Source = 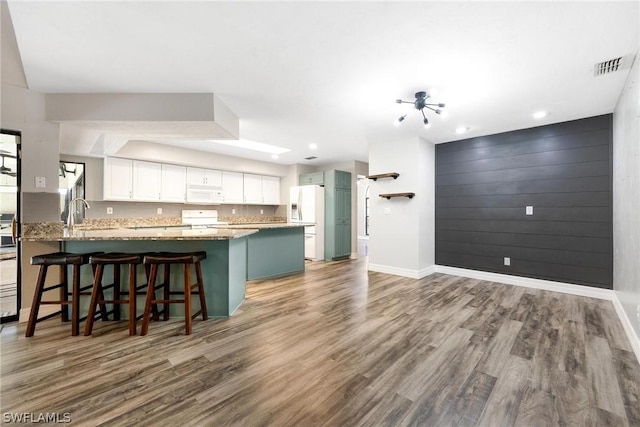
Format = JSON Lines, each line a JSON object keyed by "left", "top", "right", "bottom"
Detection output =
{"left": 504, "top": 257, "right": 511, "bottom": 266}
{"left": 526, "top": 206, "right": 534, "bottom": 215}
{"left": 35, "top": 176, "right": 46, "bottom": 188}
{"left": 157, "top": 208, "right": 163, "bottom": 215}
{"left": 260, "top": 209, "right": 264, "bottom": 215}
{"left": 106, "top": 207, "right": 113, "bottom": 215}
{"left": 232, "top": 208, "right": 236, "bottom": 214}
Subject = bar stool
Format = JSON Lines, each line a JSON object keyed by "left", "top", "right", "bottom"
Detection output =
{"left": 140, "top": 251, "right": 208, "bottom": 335}
{"left": 26, "top": 251, "right": 103, "bottom": 337}
{"left": 84, "top": 253, "right": 149, "bottom": 336}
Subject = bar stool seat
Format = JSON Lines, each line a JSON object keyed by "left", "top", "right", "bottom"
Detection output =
{"left": 26, "top": 251, "right": 103, "bottom": 337}
{"left": 141, "top": 251, "right": 208, "bottom": 335}
{"left": 84, "top": 253, "right": 150, "bottom": 336}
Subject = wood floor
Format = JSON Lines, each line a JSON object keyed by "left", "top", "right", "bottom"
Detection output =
{"left": 1, "top": 257, "right": 639, "bottom": 426}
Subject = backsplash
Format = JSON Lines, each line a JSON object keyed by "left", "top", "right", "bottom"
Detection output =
{"left": 86, "top": 200, "right": 281, "bottom": 220}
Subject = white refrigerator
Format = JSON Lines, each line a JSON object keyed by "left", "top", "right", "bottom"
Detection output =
{"left": 289, "top": 185, "right": 325, "bottom": 261}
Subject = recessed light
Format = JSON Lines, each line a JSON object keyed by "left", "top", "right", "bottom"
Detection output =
{"left": 270, "top": 154, "right": 279, "bottom": 160}
{"left": 309, "top": 143, "right": 318, "bottom": 150}
{"left": 533, "top": 111, "right": 547, "bottom": 119}
{"left": 455, "top": 126, "right": 468, "bottom": 134}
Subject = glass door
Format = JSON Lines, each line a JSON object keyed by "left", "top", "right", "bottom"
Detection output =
{"left": 0, "top": 130, "right": 21, "bottom": 323}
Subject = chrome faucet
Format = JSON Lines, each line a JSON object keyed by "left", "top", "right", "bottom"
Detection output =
{"left": 67, "top": 198, "right": 90, "bottom": 229}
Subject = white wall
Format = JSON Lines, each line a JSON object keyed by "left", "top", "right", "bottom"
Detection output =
{"left": 417, "top": 137, "right": 435, "bottom": 271}
{"left": 356, "top": 176, "right": 368, "bottom": 238}
{"left": 613, "top": 51, "right": 640, "bottom": 340}
{"left": 1, "top": 1, "right": 59, "bottom": 210}
{"left": 368, "top": 137, "right": 435, "bottom": 277}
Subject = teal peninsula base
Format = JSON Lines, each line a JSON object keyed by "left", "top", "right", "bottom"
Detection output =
{"left": 64, "top": 238, "right": 247, "bottom": 317}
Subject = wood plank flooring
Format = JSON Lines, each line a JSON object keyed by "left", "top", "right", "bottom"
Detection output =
{"left": 1, "top": 257, "right": 639, "bottom": 426}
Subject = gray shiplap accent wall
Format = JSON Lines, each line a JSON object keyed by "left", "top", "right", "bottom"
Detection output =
{"left": 435, "top": 114, "right": 613, "bottom": 289}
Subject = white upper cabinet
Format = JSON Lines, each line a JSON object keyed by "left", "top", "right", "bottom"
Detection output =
{"left": 243, "top": 174, "right": 263, "bottom": 204}
{"left": 103, "top": 157, "right": 280, "bottom": 205}
{"left": 262, "top": 175, "right": 280, "bottom": 204}
{"left": 104, "top": 157, "right": 133, "bottom": 201}
{"left": 222, "top": 171, "right": 244, "bottom": 204}
{"left": 187, "top": 167, "right": 222, "bottom": 188}
{"left": 243, "top": 174, "right": 280, "bottom": 204}
{"left": 132, "top": 160, "right": 162, "bottom": 201}
{"left": 161, "top": 164, "right": 186, "bottom": 202}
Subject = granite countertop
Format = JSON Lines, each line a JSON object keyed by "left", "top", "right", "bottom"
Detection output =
{"left": 20, "top": 218, "right": 311, "bottom": 242}
{"left": 213, "top": 222, "right": 314, "bottom": 229}
{"left": 22, "top": 227, "right": 258, "bottom": 242}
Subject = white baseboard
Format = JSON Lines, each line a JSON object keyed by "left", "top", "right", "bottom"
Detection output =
{"left": 368, "top": 263, "right": 434, "bottom": 279}
{"left": 434, "top": 265, "right": 613, "bottom": 300}
{"left": 611, "top": 293, "right": 640, "bottom": 364}
{"left": 434, "top": 265, "right": 640, "bottom": 363}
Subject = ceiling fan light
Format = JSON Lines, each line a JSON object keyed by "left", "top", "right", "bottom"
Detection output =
{"left": 394, "top": 114, "right": 407, "bottom": 126}
{"left": 438, "top": 103, "right": 445, "bottom": 108}
{"left": 395, "top": 99, "right": 403, "bottom": 104}
{"left": 423, "top": 118, "right": 431, "bottom": 128}
{"left": 435, "top": 109, "right": 442, "bottom": 115}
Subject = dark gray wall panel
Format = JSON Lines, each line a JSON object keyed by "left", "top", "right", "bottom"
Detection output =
{"left": 435, "top": 114, "right": 613, "bottom": 289}
{"left": 437, "top": 176, "right": 610, "bottom": 197}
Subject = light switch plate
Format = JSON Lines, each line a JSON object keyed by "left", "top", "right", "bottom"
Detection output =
{"left": 35, "top": 176, "right": 46, "bottom": 188}
{"left": 106, "top": 207, "right": 113, "bottom": 215}
{"left": 504, "top": 257, "right": 511, "bottom": 266}
{"left": 157, "top": 208, "right": 163, "bottom": 215}
{"left": 526, "top": 206, "right": 534, "bottom": 215}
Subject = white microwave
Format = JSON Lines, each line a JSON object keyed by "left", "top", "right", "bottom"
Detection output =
{"left": 186, "top": 187, "right": 224, "bottom": 204}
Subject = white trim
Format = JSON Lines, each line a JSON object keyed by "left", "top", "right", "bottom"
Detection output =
{"left": 434, "top": 265, "right": 640, "bottom": 363}
{"left": 357, "top": 235, "right": 369, "bottom": 240}
{"left": 18, "top": 306, "right": 59, "bottom": 324}
{"left": 368, "top": 263, "right": 434, "bottom": 279}
{"left": 611, "top": 293, "right": 640, "bottom": 364}
{"left": 434, "top": 265, "right": 613, "bottom": 300}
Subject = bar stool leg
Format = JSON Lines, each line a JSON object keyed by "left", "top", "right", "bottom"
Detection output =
{"left": 128, "top": 262, "right": 137, "bottom": 336}
{"left": 25, "top": 265, "right": 48, "bottom": 337}
{"left": 195, "top": 261, "right": 208, "bottom": 321}
{"left": 163, "top": 264, "right": 171, "bottom": 321}
{"left": 84, "top": 264, "right": 104, "bottom": 336}
{"left": 71, "top": 265, "right": 81, "bottom": 336}
{"left": 141, "top": 264, "right": 158, "bottom": 336}
{"left": 112, "top": 264, "right": 121, "bottom": 321}
{"left": 60, "top": 265, "right": 69, "bottom": 322}
{"left": 184, "top": 263, "right": 192, "bottom": 335}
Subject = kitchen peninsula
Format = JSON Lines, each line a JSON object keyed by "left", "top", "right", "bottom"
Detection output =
{"left": 22, "top": 222, "right": 307, "bottom": 317}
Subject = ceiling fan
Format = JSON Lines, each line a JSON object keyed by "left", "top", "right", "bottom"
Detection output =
{"left": 0, "top": 151, "right": 17, "bottom": 177}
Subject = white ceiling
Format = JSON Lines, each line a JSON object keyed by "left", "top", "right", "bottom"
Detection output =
{"left": 7, "top": 1, "right": 639, "bottom": 166}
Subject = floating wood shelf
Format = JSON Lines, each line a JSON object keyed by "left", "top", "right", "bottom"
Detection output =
{"left": 379, "top": 192, "right": 415, "bottom": 200}
{"left": 367, "top": 173, "right": 399, "bottom": 181}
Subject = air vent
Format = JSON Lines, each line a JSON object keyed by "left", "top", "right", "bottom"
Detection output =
{"left": 304, "top": 156, "right": 317, "bottom": 160}
{"left": 594, "top": 54, "right": 635, "bottom": 76}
